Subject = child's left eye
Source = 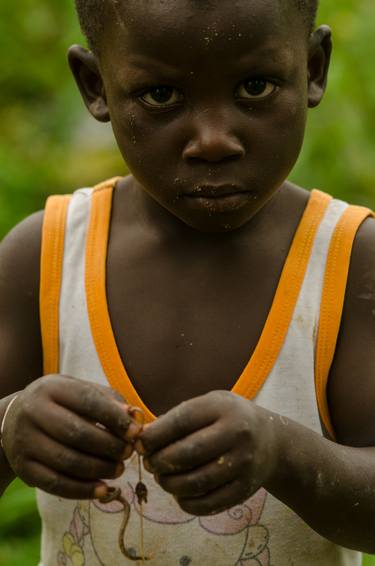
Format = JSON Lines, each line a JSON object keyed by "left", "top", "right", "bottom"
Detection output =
{"left": 140, "top": 87, "right": 183, "bottom": 107}
{"left": 236, "top": 79, "right": 278, "bottom": 100}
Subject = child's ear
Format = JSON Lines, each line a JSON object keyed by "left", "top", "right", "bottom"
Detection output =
{"left": 307, "top": 25, "right": 332, "bottom": 108}
{"left": 67, "top": 45, "right": 110, "bottom": 123}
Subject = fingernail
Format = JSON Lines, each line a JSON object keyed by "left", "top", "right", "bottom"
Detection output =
{"left": 94, "top": 484, "right": 108, "bottom": 499}
{"left": 128, "top": 406, "right": 145, "bottom": 426}
{"left": 114, "top": 400, "right": 129, "bottom": 409}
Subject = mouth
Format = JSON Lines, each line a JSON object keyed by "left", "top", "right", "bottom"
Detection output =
{"left": 184, "top": 184, "right": 250, "bottom": 199}
{"left": 182, "top": 184, "right": 256, "bottom": 214}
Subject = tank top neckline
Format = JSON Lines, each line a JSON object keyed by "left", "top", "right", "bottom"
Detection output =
{"left": 83, "top": 179, "right": 331, "bottom": 422}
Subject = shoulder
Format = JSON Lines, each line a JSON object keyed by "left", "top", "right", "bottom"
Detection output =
{"left": 328, "top": 213, "right": 375, "bottom": 446}
{"left": 348, "top": 213, "right": 375, "bottom": 280}
{"left": 336, "top": 213, "right": 375, "bottom": 326}
{"left": 0, "top": 210, "right": 44, "bottom": 292}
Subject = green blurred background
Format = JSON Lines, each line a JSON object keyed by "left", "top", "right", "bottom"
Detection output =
{"left": 0, "top": 0, "right": 374, "bottom": 564}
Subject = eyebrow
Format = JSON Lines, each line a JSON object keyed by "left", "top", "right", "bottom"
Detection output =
{"left": 233, "top": 44, "right": 296, "bottom": 70}
{"left": 123, "top": 55, "right": 189, "bottom": 80}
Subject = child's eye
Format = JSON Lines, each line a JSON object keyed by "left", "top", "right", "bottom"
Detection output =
{"left": 139, "top": 87, "right": 183, "bottom": 107}
{"left": 237, "top": 79, "right": 278, "bottom": 100}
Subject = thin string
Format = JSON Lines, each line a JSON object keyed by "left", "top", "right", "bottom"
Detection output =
{"left": 138, "top": 452, "right": 145, "bottom": 564}
{"left": 98, "top": 407, "right": 150, "bottom": 562}
{"left": 130, "top": 406, "right": 148, "bottom": 564}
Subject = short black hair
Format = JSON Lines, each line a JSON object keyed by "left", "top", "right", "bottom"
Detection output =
{"left": 75, "top": 0, "right": 319, "bottom": 54}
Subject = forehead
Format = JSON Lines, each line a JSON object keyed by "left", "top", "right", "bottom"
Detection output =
{"left": 100, "top": 0, "right": 305, "bottom": 69}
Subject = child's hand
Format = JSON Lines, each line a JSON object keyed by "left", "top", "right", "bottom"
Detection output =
{"left": 139, "top": 391, "right": 277, "bottom": 516}
{"left": 1, "top": 375, "right": 141, "bottom": 500}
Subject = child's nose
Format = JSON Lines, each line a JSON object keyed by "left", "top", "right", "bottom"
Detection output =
{"left": 182, "top": 114, "right": 245, "bottom": 164}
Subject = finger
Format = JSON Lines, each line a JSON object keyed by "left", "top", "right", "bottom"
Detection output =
{"left": 28, "top": 433, "right": 124, "bottom": 481}
{"left": 146, "top": 423, "right": 232, "bottom": 474}
{"left": 157, "top": 452, "right": 239, "bottom": 498}
{"left": 134, "top": 424, "right": 151, "bottom": 454}
{"left": 49, "top": 378, "right": 132, "bottom": 438}
{"left": 140, "top": 394, "right": 219, "bottom": 454}
{"left": 25, "top": 460, "right": 107, "bottom": 500}
{"left": 33, "top": 402, "right": 127, "bottom": 461}
{"left": 177, "top": 478, "right": 249, "bottom": 516}
{"left": 124, "top": 420, "right": 143, "bottom": 442}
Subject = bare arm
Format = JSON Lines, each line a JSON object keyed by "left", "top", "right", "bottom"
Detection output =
{"left": 0, "top": 211, "right": 44, "bottom": 495}
{"left": 257, "top": 216, "right": 375, "bottom": 551}
{"left": 264, "top": 416, "right": 375, "bottom": 552}
{"left": 0, "top": 213, "right": 140, "bottom": 500}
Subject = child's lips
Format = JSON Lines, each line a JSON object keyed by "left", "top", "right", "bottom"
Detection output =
{"left": 183, "top": 185, "right": 255, "bottom": 213}
{"left": 184, "top": 184, "right": 249, "bottom": 199}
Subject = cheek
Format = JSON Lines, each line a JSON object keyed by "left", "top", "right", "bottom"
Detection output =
{"left": 280, "top": 79, "right": 309, "bottom": 136}
{"left": 109, "top": 103, "right": 180, "bottom": 175}
{"left": 280, "top": 94, "right": 308, "bottom": 140}
{"left": 260, "top": 93, "right": 308, "bottom": 168}
{"left": 240, "top": 93, "right": 307, "bottom": 194}
{"left": 110, "top": 105, "right": 141, "bottom": 156}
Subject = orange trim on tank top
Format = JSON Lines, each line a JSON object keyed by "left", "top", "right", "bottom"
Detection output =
{"left": 315, "top": 204, "right": 374, "bottom": 440}
{"left": 86, "top": 179, "right": 331, "bottom": 423}
{"left": 232, "top": 189, "right": 331, "bottom": 400}
{"left": 40, "top": 194, "right": 71, "bottom": 375}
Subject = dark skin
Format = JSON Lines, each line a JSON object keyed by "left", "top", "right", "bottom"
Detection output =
{"left": 1, "top": 0, "right": 375, "bottom": 553}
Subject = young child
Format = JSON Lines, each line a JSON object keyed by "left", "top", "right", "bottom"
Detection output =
{"left": 1, "top": 0, "right": 375, "bottom": 564}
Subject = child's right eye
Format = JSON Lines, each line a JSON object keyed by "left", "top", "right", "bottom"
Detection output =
{"left": 139, "top": 87, "right": 183, "bottom": 108}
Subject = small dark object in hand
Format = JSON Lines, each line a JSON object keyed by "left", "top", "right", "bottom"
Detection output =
{"left": 136, "top": 481, "right": 148, "bottom": 504}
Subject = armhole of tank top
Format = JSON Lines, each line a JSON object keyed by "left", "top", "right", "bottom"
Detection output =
{"left": 315, "top": 204, "right": 375, "bottom": 440}
{"left": 40, "top": 194, "right": 71, "bottom": 375}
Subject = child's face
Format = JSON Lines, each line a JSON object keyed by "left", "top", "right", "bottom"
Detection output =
{"left": 71, "top": 0, "right": 331, "bottom": 232}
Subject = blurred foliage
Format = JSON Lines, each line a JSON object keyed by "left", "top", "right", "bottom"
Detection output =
{"left": 292, "top": 0, "right": 375, "bottom": 208}
{"left": 0, "top": 0, "right": 374, "bottom": 564}
{"left": 0, "top": 480, "right": 41, "bottom": 565}
{"left": 0, "top": 0, "right": 375, "bottom": 238}
{"left": 0, "top": 0, "right": 124, "bottom": 238}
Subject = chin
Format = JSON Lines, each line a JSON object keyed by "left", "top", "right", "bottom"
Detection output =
{"left": 180, "top": 211, "right": 257, "bottom": 234}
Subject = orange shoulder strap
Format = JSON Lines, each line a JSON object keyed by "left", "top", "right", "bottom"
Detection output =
{"left": 315, "top": 204, "right": 375, "bottom": 439}
{"left": 83, "top": 180, "right": 153, "bottom": 413}
{"left": 232, "top": 189, "right": 331, "bottom": 400}
{"left": 40, "top": 194, "right": 71, "bottom": 375}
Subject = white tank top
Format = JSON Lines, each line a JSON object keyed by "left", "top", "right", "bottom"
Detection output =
{"left": 37, "top": 177, "right": 372, "bottom": 566}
